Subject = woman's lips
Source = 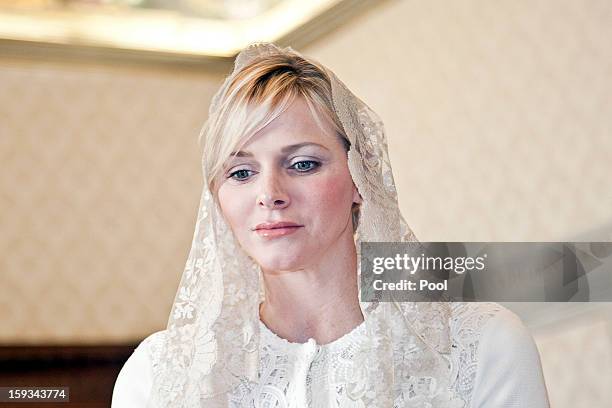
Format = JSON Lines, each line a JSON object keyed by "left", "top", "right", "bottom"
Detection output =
{"left": 256, "top": 226, "right": 302, "bottom": 238}
{"left": 253, "top": 222, "right": 303, "bottom": 238}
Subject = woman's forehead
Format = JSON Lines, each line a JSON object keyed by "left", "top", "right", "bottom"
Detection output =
{"left": 230, "top": 142, "right": 331, "bottom": 159}
{"left": 237, "top": 98, "right": 341, "bottom": 154}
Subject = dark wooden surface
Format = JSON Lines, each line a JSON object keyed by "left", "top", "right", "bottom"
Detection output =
{"left": 0, "top": 343, "right": 137, "bottom": 408}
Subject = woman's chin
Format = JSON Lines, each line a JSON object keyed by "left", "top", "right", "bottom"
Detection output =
{"left": 245, "top": 240, "right": 311, "bottom": 270}
{"left": 254, "top": 253, "right": 308, "bottom": 274}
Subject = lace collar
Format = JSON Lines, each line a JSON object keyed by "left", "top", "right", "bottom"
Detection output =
{"left": 258, "top": 319, "right": 367, "bottom": 354}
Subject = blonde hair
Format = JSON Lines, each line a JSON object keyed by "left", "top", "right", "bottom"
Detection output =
{"left": 199, "top": 49, "right": 360, "bottom": 230}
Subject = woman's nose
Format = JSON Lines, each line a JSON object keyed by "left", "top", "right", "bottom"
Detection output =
{"left": 256, "top": 172, "right": 290, "bottom": 209}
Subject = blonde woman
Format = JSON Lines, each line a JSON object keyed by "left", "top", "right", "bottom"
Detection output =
{"left": 112, "top": 43, "right": 550, "bottom": 408}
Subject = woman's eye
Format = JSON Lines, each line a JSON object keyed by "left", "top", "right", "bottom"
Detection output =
{"left": 228, "top": 169, "right": 253, "bottom": 181}
{"left": 290, "top": 160, "right": 320, "bottom": 172}
{"left": 227, "top": 161, "right": 319, "bottom": 180}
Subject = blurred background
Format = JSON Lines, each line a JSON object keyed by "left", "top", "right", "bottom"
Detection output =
{"left": 1, "top": 0, "right": 611, "bottom": 407}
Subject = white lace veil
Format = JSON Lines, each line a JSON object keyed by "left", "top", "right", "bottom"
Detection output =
{"left": 147, "top": 43, "right": 459, "bottom": 408}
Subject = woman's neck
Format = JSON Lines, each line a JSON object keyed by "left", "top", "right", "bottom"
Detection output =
{"left": 258, "top": 233, "right": 364, "bottom": 344}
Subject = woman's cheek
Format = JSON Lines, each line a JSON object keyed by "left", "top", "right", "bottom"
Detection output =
{"left": 302, "top": 172, "right": 353, "bottom": 219}
{"left": 218, "top": 186, "right": 251, "bottom": 237}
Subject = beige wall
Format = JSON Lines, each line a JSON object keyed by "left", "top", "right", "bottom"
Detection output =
{"left": 525, "top": 303, "right": 612, "bottom": 407}
{"left": 1, "top": 1, "right": 611, "bottom": 405}
{"left": 1, "top": 62, "right": 223, "bottom": 343}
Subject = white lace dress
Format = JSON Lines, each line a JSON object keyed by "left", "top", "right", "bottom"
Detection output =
{"left": 112, "top": 303, "right": 550, "bottom": 407}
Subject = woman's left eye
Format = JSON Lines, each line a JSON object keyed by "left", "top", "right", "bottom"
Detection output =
{"left": 289, "top": 160, "right": 320, "bottom": 172}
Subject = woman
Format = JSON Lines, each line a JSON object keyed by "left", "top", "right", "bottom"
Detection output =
{"left": 112, "top": 43, "right": 550, "bottom": 407}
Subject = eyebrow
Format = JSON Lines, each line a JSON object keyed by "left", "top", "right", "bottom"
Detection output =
{"left": 229, "top": 142, "right": 330, "bottom": 157}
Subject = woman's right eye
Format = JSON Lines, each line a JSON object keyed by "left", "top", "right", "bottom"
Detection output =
{"left": 228, "top": 169, "right": 253, "bottom": 181}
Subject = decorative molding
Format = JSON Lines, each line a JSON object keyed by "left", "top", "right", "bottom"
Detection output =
{"left": 0, "top": 0, "right": 382, "bottom": 67}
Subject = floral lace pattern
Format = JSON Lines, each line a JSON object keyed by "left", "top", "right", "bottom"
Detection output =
{"left": 447, "top": 303, "right": 503, "bottom": 406}
{"left": 145, "top": 303, "right": 503, "bottom": 407}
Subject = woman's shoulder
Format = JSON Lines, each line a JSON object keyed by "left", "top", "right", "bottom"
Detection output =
{"left": 448, "top": 303, "right": 550, "bottom": 407}
{"left": 448, "top": 302, "right": 536, "bottom": 360}
{"left": 448, "top": 302, "right": 540, "bottom": 364}
{"left": 448, "top": 301, "right": 518, "bottom": 337}
{"left": 138, "top": 329, "right": 168, "bottom": 356}
{"left": 111, "top": 329, "right": 167, "bottom": 408}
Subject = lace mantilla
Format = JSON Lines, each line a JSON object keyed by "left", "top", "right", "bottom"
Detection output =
{"left": 147, "top": 42, "right": 480, "bottom": 408}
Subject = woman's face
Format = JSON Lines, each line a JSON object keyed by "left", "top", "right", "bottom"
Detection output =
{"left": 217, "top": 97, "right": 361, "bottom": 273}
